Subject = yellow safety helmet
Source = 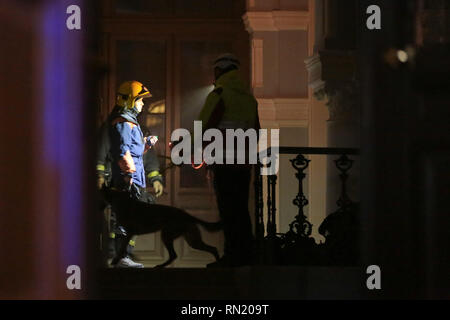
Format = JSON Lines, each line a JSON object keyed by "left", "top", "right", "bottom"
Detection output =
{"left": 116, "top": 80, "right": 152, "bottom": 109}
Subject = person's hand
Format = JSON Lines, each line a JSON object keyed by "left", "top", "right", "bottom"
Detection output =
{"left": 153, "top": 180, "right": 163, "bottom": 197}
{"left": 97, "top": 174, "right": 105, "bottom": 190}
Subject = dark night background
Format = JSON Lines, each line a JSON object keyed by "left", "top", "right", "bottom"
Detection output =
{"left": 0, "top": 0, "right": 449, "bottom": 299}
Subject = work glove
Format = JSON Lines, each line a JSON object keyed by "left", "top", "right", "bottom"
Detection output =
{"left": 153, "top": 180, "right": 164, "bottom": 197}
{"left": 97, "top": 173, "right": 105, "bottom": 190}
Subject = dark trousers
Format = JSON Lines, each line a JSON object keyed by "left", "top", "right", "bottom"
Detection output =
{"left": 212, "top": 165, "right": 254, "bottom": 264}
{"left": 110, "top": 185, "right": 155, "bottom": 260}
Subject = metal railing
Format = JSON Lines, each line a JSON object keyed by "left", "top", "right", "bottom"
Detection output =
{"left": 254, "top": 147, "right": 360, "bottom": 266}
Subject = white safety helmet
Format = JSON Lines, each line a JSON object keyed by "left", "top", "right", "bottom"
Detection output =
{"left": 213, "top": 53, "right": 240, "bottom": 69}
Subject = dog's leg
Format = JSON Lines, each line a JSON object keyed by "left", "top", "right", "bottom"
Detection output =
{"left": 184, "top": 224, "right": 220, "bottom": 261}
{"left": 154, "top": 230, "right": 178, "bottom": 268}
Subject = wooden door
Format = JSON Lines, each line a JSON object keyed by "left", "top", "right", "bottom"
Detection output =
{"left": 102, "top": 31, "right": 249, "bottom": 267}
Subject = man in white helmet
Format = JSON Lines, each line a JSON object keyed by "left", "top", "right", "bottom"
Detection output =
{"left": 197, "top": 53, "right": 260, "bottom": 267}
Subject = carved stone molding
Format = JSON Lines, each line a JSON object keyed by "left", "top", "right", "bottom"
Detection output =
{"left": 243, "top": 12, "right": 276, "bottom": 32}
{"left": 273, "top": 11, "right": 309, "bottom": 31}
{"left": 304, "top": 54, "right": 326, "bottom": 98}
{"left": 257, "top": 98, "right": 310, "bottom": 125}
{"left": 324, "top": 80, "right": 360, "bottom": 122}
{"left": 243, "top": 11, "right": 309, "bottom": 33}
{"left": 305, "top": 50, "right": 360, "bottom": 122}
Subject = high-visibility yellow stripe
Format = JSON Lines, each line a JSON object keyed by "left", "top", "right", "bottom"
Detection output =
{"left": 147, "top": 171, "right": 161, "bottom": 178}
{"left": 129, "top": 240, "right": 136, "bottom": 247}
{"left": 97, "top": 164, "right": 105, "bottom": 171}
{"left": 109, "top": 232, "right": 115, "bottom": 239}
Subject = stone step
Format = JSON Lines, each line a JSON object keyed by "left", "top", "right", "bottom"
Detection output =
{"left": 97, "top": 266, "right": 367, "bottom": 299}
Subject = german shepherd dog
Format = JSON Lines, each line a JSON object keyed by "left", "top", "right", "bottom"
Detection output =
{"left": 101, "top": 187, "right": 221, "bottom": 268}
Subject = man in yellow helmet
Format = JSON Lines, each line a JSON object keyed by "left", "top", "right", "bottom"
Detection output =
{"left": 97, "top": 121, "right": 164, "bottom": 267}
{"left": 98, "top": 80, "right": 163, "bottom": 268}
{"left": 111, "top": 81, "right": 152, "bottom": 190}
{"left": 198, "top": 54, "right": 260, "bottom": 267}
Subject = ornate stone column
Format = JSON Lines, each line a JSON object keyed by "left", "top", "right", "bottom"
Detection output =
{"left": 305, "top": 50, "right": 360, "bottom": 214}
{"left": 304, "top": 0, "right": 360, "bottom": 215}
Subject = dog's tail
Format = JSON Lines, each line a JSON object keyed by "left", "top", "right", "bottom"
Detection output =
{"left": 191, "top": 217, "right": 223, "bottom": 232}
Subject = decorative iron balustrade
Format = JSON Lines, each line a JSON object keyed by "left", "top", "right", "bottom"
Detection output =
{"left": 255, "top": 147, "right": 360, "bottom": 266}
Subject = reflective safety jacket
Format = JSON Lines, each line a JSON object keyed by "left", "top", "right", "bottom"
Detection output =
{"left": 198, "top": 70, "right": 259, "bottom": 132}
{"left": 197, "top": 70, "right": 260, "bottom": 163}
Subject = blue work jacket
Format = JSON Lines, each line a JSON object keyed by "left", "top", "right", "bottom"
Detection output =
{"left": 109, "top": 117, "right": 146, "bottom": 188}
